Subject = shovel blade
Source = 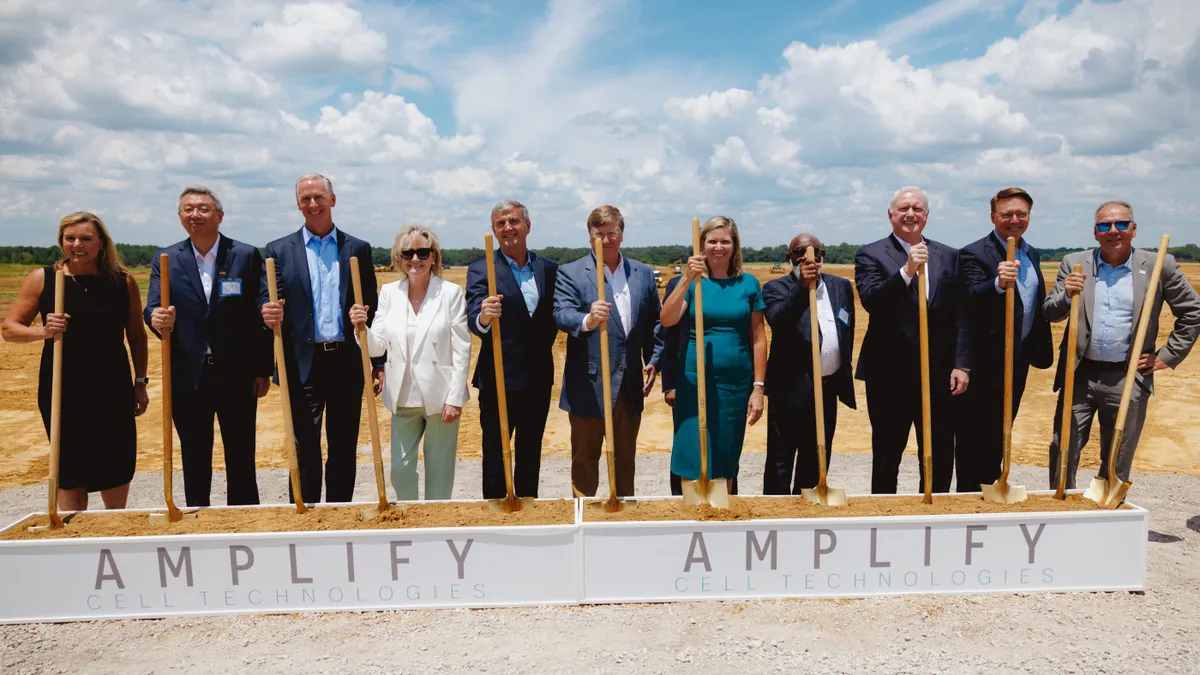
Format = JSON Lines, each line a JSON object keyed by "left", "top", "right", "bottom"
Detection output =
{"left": 980, "top": 480, "right": 1028, "bottom": 505}
{"left": 800, "top": 485, "right": 848, "bottom": 507}
{"left": 149, "top": 510, "right": 198, "bottom": 525}
{"left": 707, "top": 479, "right": 731, "bottom": 509}
{"left": 587, "top": 496, "right": 637, "bottom": 513}
{"left": 363, "top": 502, "right": 407, "bottom": 518}
{"left": 680, "top": 478, "right": 705, "bottom": 506}
{"left": 1085, "top": 477, "right": 1130, "bottom": 509}
{"left": 1084, "top": 477, "right": 1109, "bottom": 505}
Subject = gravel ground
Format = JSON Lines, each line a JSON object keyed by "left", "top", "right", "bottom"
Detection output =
{"left": 2, "top": 452, "right": 1198, "bottom": 674}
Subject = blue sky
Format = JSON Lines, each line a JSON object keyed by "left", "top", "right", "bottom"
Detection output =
{"left": 1, "top": 0, "right": 1196, "bottom": 250}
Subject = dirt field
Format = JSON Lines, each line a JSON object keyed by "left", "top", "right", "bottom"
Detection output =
{"left": 0, "top": 260, "right": 1197, "bottom": 492}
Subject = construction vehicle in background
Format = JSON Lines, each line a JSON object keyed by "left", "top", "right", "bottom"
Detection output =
{"left": 671, "top": 259, "right": 683, "bottom": 275}
{"left": 770, "top": 262, "right": 785, "bottom": 274}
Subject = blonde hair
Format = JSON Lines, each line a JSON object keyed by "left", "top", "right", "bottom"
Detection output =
{"left": 391, "top": 224, "right": 443, "bottom": 280}
{"left": 699, "top": 215, "right": 744, "bottom": 278}
{"left": 56, "top": 211, "right": 125, "bottom": 285}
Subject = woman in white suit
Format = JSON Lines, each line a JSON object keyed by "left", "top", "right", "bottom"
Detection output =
{"left": 349, "top": 224, "right": 471, "bottom": 500}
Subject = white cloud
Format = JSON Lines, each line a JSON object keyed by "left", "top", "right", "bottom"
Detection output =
{"left": 240, "top": 2, "right": 387, "bottom": 75}
{"left": 390, "top": 67, "right": 432, "bottom": 93}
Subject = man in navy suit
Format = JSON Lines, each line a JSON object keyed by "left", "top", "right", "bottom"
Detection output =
{"left": 955, "top": 187, "right": 1053, "bottom": 492}
{"left": 855, "top": 186, "right": 971, "bottom": 494}
{"left": 554, "top": 205, "right": 663, "bottom": 497}
{"left": 146, "top": 186, "right": 273, "bottom": 506}
{"left": 260, "top": 174, "right": 382, "bottom": 504}
{"left": 762, "top": 233, "right": 856, "bottom": 495}
{"left": 466, "top": 200, "right": 559, "bottom": 499}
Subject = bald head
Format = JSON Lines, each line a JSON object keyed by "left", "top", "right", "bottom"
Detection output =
{"left": 790, "top": 233, "right": 823, "bottom": 254}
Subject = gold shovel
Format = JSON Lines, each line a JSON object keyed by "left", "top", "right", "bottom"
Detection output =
{"left": 589, "top": 237, "right": 637, "bottom": 513}
{"left": 266, "top": 258, "right": 308, "bottom": 514}
{"left": 150, "top": 254, "right": 198, "bottom": 525}
{"left": 1085, "top": 234, "right": 1170, "bottom": 509}
{"left": 351, "top": 257, "right": 395, "bottom": 519}
{"left": 982, "top": 237, "right": 1028, "bottom": 504}
{"left": 917, "top": 260, "right": 935, "bottom": 505}
{"left": 680, "top": 217, "right": 730, "bottom": 509}
{"left": 1054, "top": 263, "right": 1083, "bottom": 500}
{"left": 800, "top": 246, "right": 847, "bottom": 507}
{"left": 483, "top": 235, "right": 534, "bottom": 514}
{"left": 30, "top": 267, "right": 66, "bottom": 532}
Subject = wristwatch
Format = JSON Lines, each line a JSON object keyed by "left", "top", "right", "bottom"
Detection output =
{"left": 135, "top": 376, "right": 150, "bottom": 385}
{"left": 752, "top": 381, "right": 765, "bottom": 388}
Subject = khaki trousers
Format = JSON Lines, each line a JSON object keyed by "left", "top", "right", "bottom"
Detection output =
{"left": 569, "top": 389, "right": 640, "bottom": 497}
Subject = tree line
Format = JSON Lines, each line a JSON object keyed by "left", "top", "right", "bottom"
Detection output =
{"left": 1, "top": 242, "right": 1197, "bottom": 268}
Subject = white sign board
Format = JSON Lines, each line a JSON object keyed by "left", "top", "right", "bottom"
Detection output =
{"left": 0, "top": 522, "right": 579, "bottom": 623}
{"left": 581, "top": 499, "right": 1148, "bottom": 603}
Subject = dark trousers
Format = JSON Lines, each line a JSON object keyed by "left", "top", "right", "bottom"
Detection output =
{"left": 289, "top": 346, "right": 363, "bottom": 504}
{"left": 763, "top": 385, "right": 839, "bottom": 495}
{"left": 172, "top": 358, "right": 260, "bottom": 507}
{"left": 954, "top": 363, "right": 1030, "bottom": 492}
{"left": 569, "top": 388, "right": 640, "bottom": 497}
{"left": 866, "top": 378, "right": 955, "bottom": 494}
{"left": 479, "top": 380, "right": 552, "bottom": 499}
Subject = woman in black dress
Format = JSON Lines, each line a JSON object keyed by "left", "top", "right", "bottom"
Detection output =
{"left": 1, "top": 211, "right": 149, "bottom": 510}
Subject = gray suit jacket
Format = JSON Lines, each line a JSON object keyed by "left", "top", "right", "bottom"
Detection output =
{"left": 1044, "top": 248, "right": 1200, "bottom": 393}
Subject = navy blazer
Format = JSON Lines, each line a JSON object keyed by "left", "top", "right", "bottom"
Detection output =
{"left": 553, "top": 253, "right": 663, "bottom": 418}
{"left": 466, "top": 249, "right": 559, "bottom": 392}
{"left": 257, "top": 226, "right": 380, "bottom": 386}
{"left": 854, "top": 235, "right": 971, "bottom": 383}
{"left": 655, "top": 274, "right": 688, "bottom": 393}
{"left": 145, "top": 235, "right": 273, "bottom": 391}
{"left": 957, "top": 232, "right": 1053, "bottom": 389}
{"left": 762, "top": 271, "right": 857, "bottom": 410}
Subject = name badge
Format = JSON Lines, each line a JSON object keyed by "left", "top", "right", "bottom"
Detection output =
{"left": 219, "top": 279, "right": 243, "bottom": 297}
{"left": 837, "top": 307, "right": 850, "bottom": 326}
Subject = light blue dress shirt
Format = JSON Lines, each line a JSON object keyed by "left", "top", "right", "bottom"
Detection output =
{"left": 991, "top": 232, "right": 1038, "bottom": 340}
{"left": 1084, "top": 250, "right": 1134, "bottom": 362}
{"left": 302, "top": 226, "right": 343, "bottom": 343}
{"left": 501, "top": 251, "right": 539, "bottom": 316}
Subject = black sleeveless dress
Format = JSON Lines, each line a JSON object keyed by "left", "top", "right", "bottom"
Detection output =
{"left": 37, "top": 266, "right": 137, "bottom": 492}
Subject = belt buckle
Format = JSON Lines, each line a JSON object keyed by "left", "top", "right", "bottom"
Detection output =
{"left": 322, "top": 342, "right": 339, "bottom": 352}
{"left": 206, "top": 354, "right": 216, "bottom": 365}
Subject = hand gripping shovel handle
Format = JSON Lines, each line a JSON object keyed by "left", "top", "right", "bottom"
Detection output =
{"left": 45, "top": 267, "right": 66, "bottom": 529}
{"left": 160, "top": 255, "right": 183, "bottom": 521}
{"left": 266, "top": 258, "right": 308, "bottom": 514}
{"left": 350, "top": 257, "right": 388, "bottom": 514}
{"left": 595, "top": 237, "right": 621, "bottom": 507}
{"left": 484, "top": 236, "right": 522, "bottom": 511}
{"left": 917, "top": 261, "right": 934, "bottom": 504}
{"left": 1055, "top": 264, "right": 1083, "bottom": 499}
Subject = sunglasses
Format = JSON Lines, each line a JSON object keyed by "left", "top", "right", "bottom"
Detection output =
{"left": 1095, "top": 221, "right": 1132, "bottom": 233}
{"left": 400, "top": 248, "right": 433, "bottom": 260}
{"left": 790, "top": 247, "right": 825, "bottom": 261}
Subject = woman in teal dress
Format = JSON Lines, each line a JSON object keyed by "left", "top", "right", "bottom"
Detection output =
{"left": 660, "top": 216, "right": 767, "bottom": 495}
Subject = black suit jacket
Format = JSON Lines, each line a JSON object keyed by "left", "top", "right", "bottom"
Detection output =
{"left": 257, "top": 226, "right": 379, "bottom": 385}
{"left": 466, "top": 249, "right": 559, "bottom": 392}
{"left": 655, "top": 274, "right": 689, "bottom": 393}
{"left": 762, "top": 271, "right": 857, "bottom": 409}
{"left": 854, "top": 235, "right": 971, "bottom": 384}
{"left": 145, "top": 235, "right": 273, "bottom": 391}
{"left": 957, "top": 232, "right": 1053, "bottom": 389}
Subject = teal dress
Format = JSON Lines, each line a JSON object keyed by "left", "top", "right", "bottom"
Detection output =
{"left": 671, "top": 274, "right": 765, "bottom": 481}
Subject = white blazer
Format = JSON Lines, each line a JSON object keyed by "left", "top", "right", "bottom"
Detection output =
{"left": 360, "top": 275, "right": 471, "bottom": 416}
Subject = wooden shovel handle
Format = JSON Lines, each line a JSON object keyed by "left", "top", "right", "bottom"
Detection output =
{"left": 917, "top": 261, "right": 933, "bottom": 504}
{"left": 1106, "top": 234, "right": 1170, "bottom": 484}
{"left": 1000, "top": 238, "right": 1016, "bottom": 485}
{"left": 160, "top": 254, "right": 181, "bottom": 519}
{"left": 483, "top": 236, "right": 518, "bottom": 501}
{"left": 1055, "top": 263, "right": 1083, "bottom": 498}
{"left": 692, "top": 218, "right": 709, "bottom": 484}
{"left": 266, "top": 258, "right": 307, "bottom": 513}
{"left": 595, "top": 237, "right": 620, "bottom": 499}
{"left": 805, "top": 247, "right": 829, "bottom": 486}
{"left": 349, "top": 257, "right": 387, "bottom": 510}
{"left": 47, "top": 267, "right": 65, "bottom": 527}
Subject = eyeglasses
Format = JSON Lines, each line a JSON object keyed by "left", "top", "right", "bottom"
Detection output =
{"left": 1095, "top": 221, "right": 1132, "bottom": 233}
{"left": 400, "top": 248, "right": 433, "bottom": 260}
{"left": 997, "top": 211, "right": 1029, "bottom": 221}
{"left": 790, "top": 247, "right": 825, "bottom": 261}
{"left": 591, "top": 229, "right": 622, "bottom": 240}
{"left": 180, "top": 206, "right": 215, "bottom": 216}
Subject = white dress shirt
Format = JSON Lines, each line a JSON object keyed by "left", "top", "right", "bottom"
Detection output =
{"left": 192, "top": 234, "right": 220, "bottom": 304}
{"left": 814, "top": 280, "right": 841, "bottom": 376}
{"left": 893, "top": 234, "right": 931, "bottom": 299}
{"left": 582, "top": 253, "right": 632, "bottom": 335}
{"left": 395, "top": 305, "right": 425, "bottom": 408}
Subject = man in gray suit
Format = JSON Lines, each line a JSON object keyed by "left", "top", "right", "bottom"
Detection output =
{"left": 554, "top": 205, "right": 663, "bottom": 497}
{"left": 1044, "top": 200, "right": 1200, "bottom": 489}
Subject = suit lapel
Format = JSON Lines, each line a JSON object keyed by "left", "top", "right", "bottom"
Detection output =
{"left": 624, "top": 258, "right": 641, "bottom": 338}
{"left": 411, "top": 276, "right": 442, "bottom": 356}
{"left": 206, "top": 235, "right": 233, "bottom": 317}
{"left": 176, "top": 240, "right": 207, "bottom": 307}
{"left": 336, "top": 228, "right": 354, "bottom": 311}
{"left": 1082, "top": 250, "right": 1097, "bottom": 332}
{"left": 494, "top": 250, "right": 522, "bottom": 305}
{"left": 532, "top": 252, "right": 547, "bottom": 307}
{"left": 392, "top": 279, "right": 411, "bottom": 359}
{"left": 926, "top": 240, "right": 942, "bottom": 306}
{"left": 1131, "top": 248, "right": 1150, "bottom": 334}
{"left": 292, "top": 229, "right": 315, "bottom": 314}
